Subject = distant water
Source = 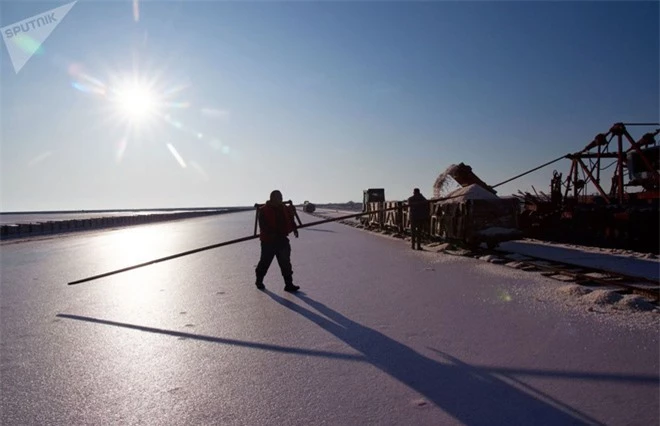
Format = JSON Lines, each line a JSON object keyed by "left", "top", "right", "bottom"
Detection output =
{"left": 0, "top": 208, "right": 233, "bottom": 225}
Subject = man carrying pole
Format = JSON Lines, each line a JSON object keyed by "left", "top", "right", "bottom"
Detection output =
{"left": 67, "top": 155, "right": 571, "bottom": 287}
{"left": 254, "top": 190, "right": 300, "bottom": 292}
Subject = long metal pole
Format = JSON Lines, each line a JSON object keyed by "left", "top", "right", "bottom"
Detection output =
{"left": 68, "top": 234, "right": 260, "bottom": 285}
{"left": 67, "top": 204, "right": 404, "bottom": 286}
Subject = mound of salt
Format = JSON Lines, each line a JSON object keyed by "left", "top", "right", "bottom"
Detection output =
{"left": 441, "top": 184, "right": 500, "bottom": 203}
{"left": 434, "top": 243, "right": 453, "bottom": 252}
{"left": 581, "top": 289, "right": 623, "bottom": 305}
{"left": 558, "top": 284, "right": 592, "bottom": 297}
{"left": 615, "top": 295, "right": 656, "bottom": 312}
{"left": 478, "top": 254, "right": 507, "bottom": 264}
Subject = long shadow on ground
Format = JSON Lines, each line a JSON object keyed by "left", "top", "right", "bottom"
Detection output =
{"left": 56, "top": 312, "right": 656, "bottom": 387}
{"left": 55, "top": 313, "right": 363, "bottom": 361}
{"left": 58, "top": 302, "right": 657, "bottom": 426}
{"left": 266, "top": 291, "right": 606, "bottom": 426}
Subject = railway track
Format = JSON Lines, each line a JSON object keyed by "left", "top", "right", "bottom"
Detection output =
{"left": 472, "top": 248, "right": 660, "bottom": 303}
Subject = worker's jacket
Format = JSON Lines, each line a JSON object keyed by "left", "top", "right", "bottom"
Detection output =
{"left": 258, "top": 201, "right": 297, "bottom": 243}
{"left": 408, "top": 193, "right": 430, "bottom": 222}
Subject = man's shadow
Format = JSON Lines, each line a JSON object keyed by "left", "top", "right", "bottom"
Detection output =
{"left": 265, "top": 290, "right": 601, "bottom": 426}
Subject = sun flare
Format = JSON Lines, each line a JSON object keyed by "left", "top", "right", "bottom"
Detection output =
{"left": 113, "top": 82, "right": 158, "bottom": 121}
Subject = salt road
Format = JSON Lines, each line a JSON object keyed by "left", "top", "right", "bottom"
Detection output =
{"left": 1, "top": 210, "right": 658, "bottom": 425}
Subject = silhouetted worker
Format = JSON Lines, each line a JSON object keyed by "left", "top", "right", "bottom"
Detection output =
{"left": 255, "top": 190, "right": 300, "bottom": 292}
{"left": 408, "top": 188, "right": 429, "bottom": 250}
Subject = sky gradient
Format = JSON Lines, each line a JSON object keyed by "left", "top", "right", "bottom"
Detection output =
{"left": 1, "top": 0, "right": 658, "bottom": 211}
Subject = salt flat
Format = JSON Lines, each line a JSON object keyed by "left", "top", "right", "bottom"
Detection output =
{"left": 1, "top": 210, "right": 657, "bottom": 425}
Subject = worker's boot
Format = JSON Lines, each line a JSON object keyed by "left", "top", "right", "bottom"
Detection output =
{"left": 255, "top": 273, "right": 265, "bottom": 290}
{"left": 284, "top": 284, "right": 300, "bottom": 292}
{"left": 283, "top": 276, "right": 299, "bottom": 293}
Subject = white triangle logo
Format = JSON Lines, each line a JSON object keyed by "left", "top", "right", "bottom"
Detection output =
{"left": 1, "top": 1, "right": 77, "bottom": 74}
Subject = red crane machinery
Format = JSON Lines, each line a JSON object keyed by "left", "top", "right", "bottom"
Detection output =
{"left": 518, "top": 122, "right": 659, "bottom": 252}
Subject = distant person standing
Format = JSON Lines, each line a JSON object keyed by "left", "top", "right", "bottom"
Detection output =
{"left": 255, "top": 190, "right": 300, "bottom": 292}
{"left": 408, "top": 188, "right": 429, "bottom": 250}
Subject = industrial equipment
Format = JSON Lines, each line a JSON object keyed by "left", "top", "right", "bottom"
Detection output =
{"left": 516, "top": 122, "right": 659, "bottom": 251}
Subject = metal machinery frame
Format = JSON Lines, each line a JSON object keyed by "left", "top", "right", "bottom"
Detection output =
{"left": 519, "top": 122, "right": 659, "bottom": 251}
{"left": 561, "top": 122, "right": 659, "bottom": 204}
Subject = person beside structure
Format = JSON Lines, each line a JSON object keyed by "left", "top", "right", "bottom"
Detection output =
{"left": 408, "top": 188, "right": 430, "bottom": 250}
{"left": 255, "top": 190, "right": 300, "bottom": 292}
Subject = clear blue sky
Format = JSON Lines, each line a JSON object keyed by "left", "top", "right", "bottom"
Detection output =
{"left": 1, "top": 0, "right": 658, "bottom": 211}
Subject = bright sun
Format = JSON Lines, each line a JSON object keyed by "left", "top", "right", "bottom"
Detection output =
{"left": 113, "top": 82, "right": 158, "bottom": 121}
